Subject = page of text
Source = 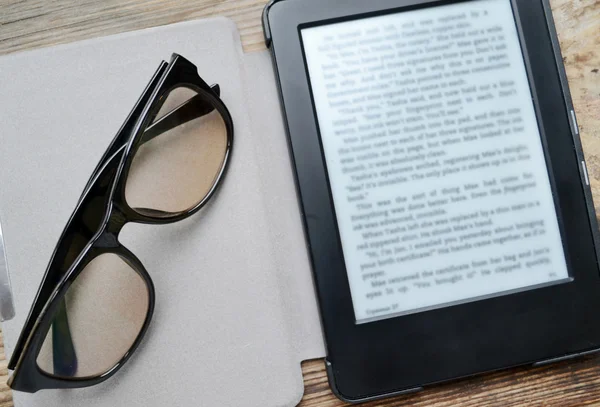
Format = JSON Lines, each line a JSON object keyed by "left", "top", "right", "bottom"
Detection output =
{"left": 301, "top": 0, "right": 570, "bottom": 323}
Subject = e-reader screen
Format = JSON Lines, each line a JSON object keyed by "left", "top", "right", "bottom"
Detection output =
{"left": 301, "top": 0, "right": 570, "bottom": 323}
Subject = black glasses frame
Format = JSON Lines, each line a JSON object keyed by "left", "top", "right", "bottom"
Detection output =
{"left": 7, "top": 53, "right": 233, "bottom": 393}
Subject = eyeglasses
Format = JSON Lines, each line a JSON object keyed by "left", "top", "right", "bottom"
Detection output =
{"left": 7, "top": 54, "right": 233, "bottom": 393}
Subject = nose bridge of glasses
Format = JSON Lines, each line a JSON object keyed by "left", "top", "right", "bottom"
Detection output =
{"left": 104, "top": 205, "right": 128, "bottom": 239}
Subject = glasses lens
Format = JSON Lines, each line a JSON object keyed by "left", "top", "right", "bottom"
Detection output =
{"left": 125, "top": 87, "right": 229, "bottom": 216}
{"left": 37, "top": 253, "right": 149, "bottom": 378}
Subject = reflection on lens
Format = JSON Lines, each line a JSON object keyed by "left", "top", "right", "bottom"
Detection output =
{"left": 125, "top": 87, "right": 228, "bottom": 215}
{"left": 37, "top": 253, "right": 149, "bottom": 378}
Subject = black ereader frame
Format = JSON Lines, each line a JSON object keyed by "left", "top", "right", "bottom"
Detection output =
{"left": 264, "top": 0, "right": 600, "bottom": 402}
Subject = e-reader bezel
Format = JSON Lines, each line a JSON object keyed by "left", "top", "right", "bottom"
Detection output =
{"left": 264, "top": 0, "right": 600, "bottom": 402}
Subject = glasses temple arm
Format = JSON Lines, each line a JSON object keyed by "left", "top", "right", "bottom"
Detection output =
{"left": 140, "top": 84, "right": 220, "bottom": 145}
{"left": 51, "top": 300, "right": 78, "bottom": 376}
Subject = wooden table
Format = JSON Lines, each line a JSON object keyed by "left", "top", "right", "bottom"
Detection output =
{"left": 1, "top": 0, "right": 599, "bottom": 405}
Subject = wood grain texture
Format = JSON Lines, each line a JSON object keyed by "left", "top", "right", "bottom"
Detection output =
{"left": 1, "top": 0, "right": 599, "bottom": 406}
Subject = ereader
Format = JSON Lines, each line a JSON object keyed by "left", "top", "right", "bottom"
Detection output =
{"left": 264, "top": 0, "right": 600, "bottom": 403}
